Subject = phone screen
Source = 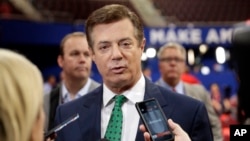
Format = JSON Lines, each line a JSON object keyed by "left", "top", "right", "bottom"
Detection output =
{"left": 136, "top": 98, "right": 173, "bottom": 141}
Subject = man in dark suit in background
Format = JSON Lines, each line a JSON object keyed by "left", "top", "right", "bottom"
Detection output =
{"left": 44, "top": 32, "right": 100, "bottom": 131}
{"left": 55, "top": 4, "right": 212, "bottom": 141}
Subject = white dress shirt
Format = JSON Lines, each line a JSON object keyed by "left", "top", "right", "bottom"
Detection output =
{"left": 61, "top": 78, "right": 91, "bottom": 103}
{"left": 101, "top": 74, "right": 145, "bottom": 141}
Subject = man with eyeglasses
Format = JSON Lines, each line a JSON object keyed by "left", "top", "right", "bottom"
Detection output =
{"left": 155, "top": 42, "right": 223, "bottom": 141}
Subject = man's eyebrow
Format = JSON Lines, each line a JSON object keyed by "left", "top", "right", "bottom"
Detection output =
{"left": 97, "top": 41, "right": 110, "bottom": 45}
{"left": 70, "top": 49, "right": 79, "bottom": 52}
{"left": 119, "top": 37, "right": 132, "bottom": 42}
{"left": 96, "top": 38, "right": 132, "bottom": 45}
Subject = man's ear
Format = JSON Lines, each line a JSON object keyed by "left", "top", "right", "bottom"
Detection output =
{"left": 57, "top": 55, "right": 63, "bottom": 68}
{"left": 140, "top": 38, "right": 146, "bottom": 52}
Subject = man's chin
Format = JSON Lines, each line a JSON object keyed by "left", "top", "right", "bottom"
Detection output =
{"left": 73, "top": 75, "right": 88, "bottom": 80}
{"left": 109, "top": 75, "right": 132, "bottom": 85}
{"left": 165, "top": 75, "right": 178, "bottom": 80}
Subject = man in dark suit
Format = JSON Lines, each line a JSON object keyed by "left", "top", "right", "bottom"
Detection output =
{"left": 55, "top": 4, "right": 213, "bottom": 141}
{"left": 155, "top": 42, "right": 222, "bottom": 141}
{"left": 44, "top": 32, "right": 100, "bottom": 131}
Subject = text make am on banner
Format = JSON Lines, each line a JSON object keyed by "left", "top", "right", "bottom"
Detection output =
{"left": 144, "top": 26, "right": 232, "bottom": 47}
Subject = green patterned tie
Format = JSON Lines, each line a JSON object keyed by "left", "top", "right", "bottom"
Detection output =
{"left": 104, "top": 95, "right": 127, "bottom": 141}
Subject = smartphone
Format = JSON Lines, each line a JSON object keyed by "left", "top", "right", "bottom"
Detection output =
{"left": 44, "top": 113, "right": 79, "bottom": 140}
{"left": 135, "top": 98, "right": 174, "bottom": 141}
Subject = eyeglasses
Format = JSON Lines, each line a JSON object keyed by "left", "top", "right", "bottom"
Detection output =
{"left": 159, "top": 57, "right": 184, "bottom": 63}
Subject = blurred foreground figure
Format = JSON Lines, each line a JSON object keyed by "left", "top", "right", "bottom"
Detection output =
{"left": 231, "top": 23, "right": 250, "bottom": 124}
{"left": 0, "top": 48, "right": 45, "bottom": 141}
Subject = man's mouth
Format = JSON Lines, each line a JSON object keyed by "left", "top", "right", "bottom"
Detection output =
{"left": 111, "top": 66, "right": 126, "bottom": 73}
{"left": 76, "top": 67, "right": 86, "bottom": 71}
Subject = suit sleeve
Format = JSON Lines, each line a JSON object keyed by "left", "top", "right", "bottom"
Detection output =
{"left": 190, "top": 103, "right": 214, "bottom": 141}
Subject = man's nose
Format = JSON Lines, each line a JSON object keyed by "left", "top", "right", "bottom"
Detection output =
{"left": 79, "top": 54, "right": 87, "bottom": 63}
{"left": 111, "top": 45, "right": 123, "bottom": 60}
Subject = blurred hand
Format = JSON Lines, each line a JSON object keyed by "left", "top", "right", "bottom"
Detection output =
{"left": 44, "top": 133, "right": 57, "bottom": 141}
{"left": 139, "top": 119, "right": 191, "bottom": 141}
{"left": 46, "top": 138, "right": 54, "bottom": 141}
{"left": 168, "top": 119, "right": 191, "bottom": 141}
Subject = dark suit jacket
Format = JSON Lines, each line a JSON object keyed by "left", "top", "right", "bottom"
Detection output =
{"left": 44, "top": 79, "right": 100, "bottom": 131}
{"left": 155, "top": 79, "right": 222, "bottom": 141}
{"left": 55, "top": 78, "right": 213, "bottom": 141}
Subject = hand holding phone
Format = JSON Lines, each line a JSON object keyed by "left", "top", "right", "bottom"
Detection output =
{"left": 44, "top": 113, "right": 79, "bottom": 140}
{"left": 136, "top": 98, "right": 174, "bottom": 141}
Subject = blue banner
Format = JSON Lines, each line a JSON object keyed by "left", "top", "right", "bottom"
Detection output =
{"left": 0, "top": 19, "right": 233, "bottom": 47}
{"left": 144, "top": 26, "right": 233, "bottom": 48}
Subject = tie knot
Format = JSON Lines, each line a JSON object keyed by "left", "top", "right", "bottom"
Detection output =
{"left": 114, "top": 95, "right": 127, "bottom": 107}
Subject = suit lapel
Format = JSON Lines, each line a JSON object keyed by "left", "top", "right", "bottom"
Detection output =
{"left": 76, "top": 79, "right": 175, "bottom": 141}
{"left": 144, "top": 78, "right": 169, "bottom": 108}
{"left": 78, "top": 86, "right": 103, "bottom": 140}
{"left": 136, "top": 78, "right": 174, "bottom": 140}
{"left": 48, "top": 85, "right": 60, "bottom": 130}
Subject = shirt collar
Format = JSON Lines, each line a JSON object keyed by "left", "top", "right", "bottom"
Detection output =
{"left": 103, "top": 74, "right": 145, "bottom": 107}
{"left": 175, "top": 81, "right": 184, "bottom": 94}
{"left": 62, "top": 78, "right": 91, "bottom": 101}
{"left": 159, "top": 78, "right": 184, "bottom": 94}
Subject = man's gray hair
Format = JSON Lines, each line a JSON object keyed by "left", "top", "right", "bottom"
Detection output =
{"left": 157, "top": 42, "right": 186, "bottom": 60}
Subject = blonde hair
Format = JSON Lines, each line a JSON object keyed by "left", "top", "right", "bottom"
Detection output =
{"left": 0, "top": 49, "right": 43, "bottom": 141}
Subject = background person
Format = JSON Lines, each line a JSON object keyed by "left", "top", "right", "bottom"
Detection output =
{"left": 44, "top": 32, "right": 100, "bottom": 131}
{"left": 43, "top": 74, "right": 57, "bottom": 94}
{"left": 0, "top": 48, "right": 45, "bottom": 141}
{"left": 155, "top": 42, "right": 222, "bottom": 141}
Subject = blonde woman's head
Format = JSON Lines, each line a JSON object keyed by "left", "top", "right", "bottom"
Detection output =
{"left": 0, "top": 48, "right": 44, "bottom": 141}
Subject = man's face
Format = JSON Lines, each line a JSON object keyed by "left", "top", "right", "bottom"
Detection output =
{"left": 90, "top": 18, "right": 144, "bottom": 88}
{"left": 58, "top": 36, "right": 92, "bottom": 80}
{"left": 158, "top": 48, "right": 185, "bottom": 82}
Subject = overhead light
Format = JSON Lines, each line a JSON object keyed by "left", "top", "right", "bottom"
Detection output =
{"left": 199, "top": 44, "right": 208, "bottom": 54}
{"left": 201, "top": 66, "right": 210, "bottom": 75}
{"left": 146, "top": 48, "right": 156, "bottom": 58}
{"left": 187, "top": 49, "right": 195, "bottom": 65}
{"left": 215, "top": 46, "right": 226, "bottom": 64}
